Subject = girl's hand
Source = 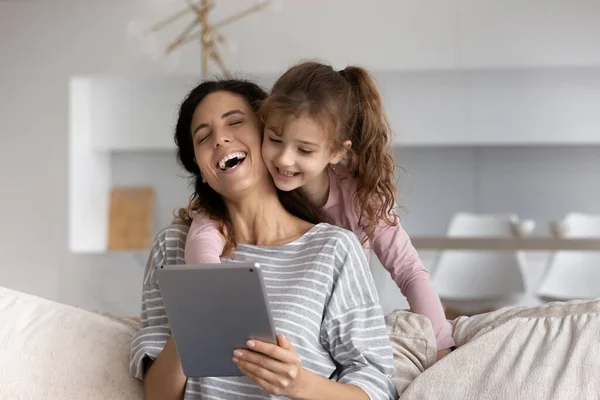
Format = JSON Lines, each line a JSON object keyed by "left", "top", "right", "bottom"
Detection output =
{"left": 233, "top": 334, "right": 305, "bottom": 398}
{"left": 436, "top": 347, "right": 453, "bottom": 361}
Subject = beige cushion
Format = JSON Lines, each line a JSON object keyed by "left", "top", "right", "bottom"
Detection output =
{"left": 385, "top": 310, "right": 438, "bottom": 396}
{"left": 387, "top": 300, "right": 600, "bottom": 400}
{"left": 0, "top": 286, "right": 143, "bottom": 400}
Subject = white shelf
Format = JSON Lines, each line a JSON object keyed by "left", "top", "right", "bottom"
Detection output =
{"left": 88, "top": 76, "right": 202, "bottom": 151}
{"left": 72, "top": 69, "right": 600, "bottom": 152}
{"left": 378, "top": 68, "right": 600, "bottom": 147}
{"left": 68, "top": 76, "right": 197, "bottom": 253}
{"left": 69, "top": 77, "right": 111, "bottom": 253}
{"left": 378, "top": 72, "right": 469, "bottom": 146}
{"left": 466, "top": 69, "right": 600, "bottom": 145}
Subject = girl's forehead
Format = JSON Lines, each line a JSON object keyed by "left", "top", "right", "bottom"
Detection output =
{"left": 268, "top": 112, "right": 333, "bottom": 133}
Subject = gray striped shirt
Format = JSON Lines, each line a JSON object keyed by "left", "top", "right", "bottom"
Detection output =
{"left": 130, "top": 223, "right": 397, "bottom": 400}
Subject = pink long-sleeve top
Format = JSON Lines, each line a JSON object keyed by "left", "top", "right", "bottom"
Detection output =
{"left": 185, "top": 166, "right": 455, "bottom": 350}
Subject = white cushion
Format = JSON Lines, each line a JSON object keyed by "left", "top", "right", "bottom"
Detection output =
{"left": 390, "top": 299, "right": 600, "bottom": 399}
{"left": 0, "top": 286, "right": 143, "bottom": 400}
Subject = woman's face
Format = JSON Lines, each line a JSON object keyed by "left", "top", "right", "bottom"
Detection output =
{"left": 190, "top": 91, "right": 270, "bottom": 199}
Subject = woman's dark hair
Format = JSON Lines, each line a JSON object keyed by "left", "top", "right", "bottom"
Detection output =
{"left": 174, "top": 79, "right": 323, "bottom": 255}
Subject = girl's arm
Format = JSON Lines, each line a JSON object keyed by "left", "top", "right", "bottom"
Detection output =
{"left": 368, "top": 212, "right": 455, "bottom": 351}
{"left": 184, "top": 214, "right": 226, "bottom": 264}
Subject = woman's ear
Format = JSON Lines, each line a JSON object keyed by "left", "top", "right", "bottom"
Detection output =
{"left": 330, "top": 140, "right": 352, "bottom": 165}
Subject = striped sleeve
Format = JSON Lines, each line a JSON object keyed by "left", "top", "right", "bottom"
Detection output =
{"left": 321, "top": 230, "right": 398, "bottom": 400}
{"left": 129, "top": 226, "right": 185, "bottom": 380}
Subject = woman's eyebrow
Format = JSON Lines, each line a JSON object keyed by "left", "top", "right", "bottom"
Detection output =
{"left": 193, "top": 110, "right": 246, "bottom": 136}
{"left": 221, "top": 110, "right": 244, "bottom": 118}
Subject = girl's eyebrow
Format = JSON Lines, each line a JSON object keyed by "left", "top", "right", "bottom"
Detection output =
{"left": 296, "top": 139, "right": 319, "bottom": 147}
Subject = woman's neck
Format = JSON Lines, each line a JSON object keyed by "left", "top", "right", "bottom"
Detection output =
{"left": 226, "top": 185, "right": 313, "bottom": 247}
{"left": 300, "top": 168, "right": 331, "bottom": 208}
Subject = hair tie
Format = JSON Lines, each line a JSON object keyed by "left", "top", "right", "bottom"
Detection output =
{"left": 338, "top": 69, "right": 349, "bottom": 81}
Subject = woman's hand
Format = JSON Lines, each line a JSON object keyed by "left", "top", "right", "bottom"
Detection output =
{"left": 233, "top": 334, "right": 306, "bottom": 398}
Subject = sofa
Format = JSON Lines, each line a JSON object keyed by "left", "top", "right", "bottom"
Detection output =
{"left": 1, "top": 285, "right": 599, "bottom": 399}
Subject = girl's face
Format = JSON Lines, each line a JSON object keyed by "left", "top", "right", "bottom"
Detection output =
{"left": 261, "top": 114, "right": 347, "bottom": 192}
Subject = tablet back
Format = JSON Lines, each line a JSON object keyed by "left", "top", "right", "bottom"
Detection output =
{"left": 155, "top": 262, "right": 277, "bottom": 377}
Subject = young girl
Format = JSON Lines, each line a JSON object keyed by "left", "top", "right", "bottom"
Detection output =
{"left": 185, "top": 61, "right": 455, "bottom": 356}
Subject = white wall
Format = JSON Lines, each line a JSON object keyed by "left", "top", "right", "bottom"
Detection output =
{"left": 1, "top": 1, "right": 600, "bottom": 316}
{"left": 0, "top": 1, "right": 193, "bottom": 315}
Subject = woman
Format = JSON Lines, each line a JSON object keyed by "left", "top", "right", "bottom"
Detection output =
{"left": 130, "top": 79, "right": 398, "bottom": 400}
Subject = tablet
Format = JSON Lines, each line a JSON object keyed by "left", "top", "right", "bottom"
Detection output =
{"left": 155, "top": 262, "right": 277, "bottom": 377}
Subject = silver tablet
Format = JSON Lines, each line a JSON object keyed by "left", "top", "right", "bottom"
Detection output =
{"left": 155, "top": 262, "right": 277, "bottom": 378}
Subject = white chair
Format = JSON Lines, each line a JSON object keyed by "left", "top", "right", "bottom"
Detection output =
{"left": 431, "top": 212, "right": 528, "bottom": 305}
{"left": 537, "top": 212, "right": 600, "bottom": 300}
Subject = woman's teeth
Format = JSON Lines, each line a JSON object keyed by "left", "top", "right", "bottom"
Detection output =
{"left": 218, "top": 151, "right": 247, "bottom": 170}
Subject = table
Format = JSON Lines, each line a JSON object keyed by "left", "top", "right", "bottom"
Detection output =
{"left": 410, "top": 237, "right": 600, "bottom": 251}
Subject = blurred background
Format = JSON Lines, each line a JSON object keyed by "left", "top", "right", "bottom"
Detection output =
{"left": 1, "top": 0, "right": 599, "bottom": 317}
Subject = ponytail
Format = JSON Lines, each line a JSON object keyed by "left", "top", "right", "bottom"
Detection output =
{"left": 342, "top": 66, "right": 398, "bottom": 234}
